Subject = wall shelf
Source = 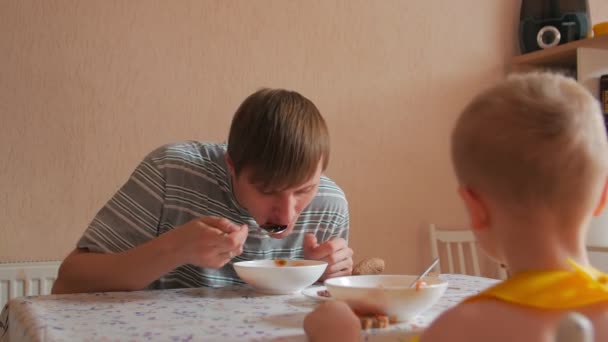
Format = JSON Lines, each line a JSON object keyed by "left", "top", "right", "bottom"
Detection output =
{"left": 511, "top": 35, "right": 608, "bottom": 71}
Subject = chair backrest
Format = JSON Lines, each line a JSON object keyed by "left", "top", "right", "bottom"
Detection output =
{"left": 555, "top": 312, "right": 594, "bottom": 342}
{"left": 429, "top": 223, "right": 507, "bottom": 279}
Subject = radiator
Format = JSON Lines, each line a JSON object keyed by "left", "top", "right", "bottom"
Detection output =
{"left": 0, "top": 261, "right": 61, "bottom": 309}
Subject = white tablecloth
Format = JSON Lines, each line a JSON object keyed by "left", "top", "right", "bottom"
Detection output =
{"left": 1, "top": 274, "right": 498, "bottom": 342}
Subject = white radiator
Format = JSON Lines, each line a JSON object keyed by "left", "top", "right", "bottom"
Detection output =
{"left": 0, "top": 261, "right": 61, "bottom": 309}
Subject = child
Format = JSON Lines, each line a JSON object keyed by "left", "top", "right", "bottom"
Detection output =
{"left": 303, "top": 72, "right": 608, "bottom": 341}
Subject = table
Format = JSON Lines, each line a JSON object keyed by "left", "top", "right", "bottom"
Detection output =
{"left": 1, "top": 274, "right": 498, "bottom": 342}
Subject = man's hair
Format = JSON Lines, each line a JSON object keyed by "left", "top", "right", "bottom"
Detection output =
{"left": 227, "top": 88, "right": 329, "bottom": 189}
{"left": 452, "top": 72, "right": 608, "bottom": 216}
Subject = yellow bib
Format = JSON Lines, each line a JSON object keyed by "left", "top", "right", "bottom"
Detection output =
{"left": 410, "top": 261, "right": 608, "bottom": 342}
{"left": 465, "top": 260, "right": 608, "bottom": 309}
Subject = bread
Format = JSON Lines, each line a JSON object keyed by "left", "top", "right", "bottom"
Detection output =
{"left": 359, "top": 315, "right": 390, "bottom": 329}
{"left": 352, "top": 257, "right": 385, "bottom": 275}
{"left": 351, "top": 258, "right": 390, "bottom": 329}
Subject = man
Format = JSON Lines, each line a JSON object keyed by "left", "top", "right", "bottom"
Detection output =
{"left": 52, "top": 88, "right": 353, "bottom": 293}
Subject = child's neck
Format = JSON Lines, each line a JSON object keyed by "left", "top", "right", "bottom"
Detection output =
{"left": 499, "top": 218, "right": 591, "bottom": 275}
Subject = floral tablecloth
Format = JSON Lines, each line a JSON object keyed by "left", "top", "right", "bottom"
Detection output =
{"left": 1, "top": 274, "right": 498, "bottom": 342}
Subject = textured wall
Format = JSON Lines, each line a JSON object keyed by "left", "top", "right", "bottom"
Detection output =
{"left": 1, "top": 1, "right": 605, "bottom": 274}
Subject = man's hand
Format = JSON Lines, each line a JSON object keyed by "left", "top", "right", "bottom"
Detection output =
{"left": 304, "top": 301, "right": 361, "bottom": 342}
{"left": 167, "top": 216, "right": 248, "bottom": 269}
{"left": 303, "top": 233, "right": 353, "bottom": 280}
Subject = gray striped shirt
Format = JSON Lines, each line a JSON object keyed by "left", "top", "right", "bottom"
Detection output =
{"left": 77, "top": 141, "right": 349, "bottom": 289}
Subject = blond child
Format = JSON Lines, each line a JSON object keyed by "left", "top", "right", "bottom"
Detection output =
{"left": 304, "top": 72, "right": 608, "bottom": 341}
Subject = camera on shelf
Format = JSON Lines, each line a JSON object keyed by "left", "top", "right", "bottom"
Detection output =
{"left": 519, "top": 0, "right": 590, "bottom": 54}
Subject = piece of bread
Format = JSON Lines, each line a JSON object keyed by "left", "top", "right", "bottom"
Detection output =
{"left": 353, "top": 257, "right": 385, "bottom": 275}
{"left": 351, "top": 258, "right": 389, "bottom": 329}
{"left": 359, "top": 315, "right": 390, "bottom": 329}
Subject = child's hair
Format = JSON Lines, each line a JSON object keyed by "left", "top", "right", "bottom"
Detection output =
{"left": 451, "top": 72, "right": 608, "bottom": 219}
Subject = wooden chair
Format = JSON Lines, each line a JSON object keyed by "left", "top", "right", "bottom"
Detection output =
{"left": 429, "top": 224, "right": 507, "bottom": 279}
{"left": 587, "top": 245, "right": 608, "bottom": 253}
{"left": 555, "top": 312, "right": 593, "bottom": 342}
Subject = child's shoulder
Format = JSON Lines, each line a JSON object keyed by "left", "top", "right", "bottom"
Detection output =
{"left": 421, "top": 301, "right": 491, "bottom": 338}
{"left": 420, "top": 300, "right": 556, "bottom": 342}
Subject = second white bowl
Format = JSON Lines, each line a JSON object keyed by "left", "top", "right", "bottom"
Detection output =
{"left": 324, "top": 275, "right": 448, "bottom": 321}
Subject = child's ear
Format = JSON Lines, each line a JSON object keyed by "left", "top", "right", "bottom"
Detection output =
{"left": 458, "top": 186, "right": 490, "bottom": 230}
{"left": 593, "top": 176, "right": 608, "bottom": 216}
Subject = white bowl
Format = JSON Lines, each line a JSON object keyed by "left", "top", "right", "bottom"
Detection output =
{"left": 233, "top": 259, "right": 327, "bottom": 295}
{"left": 324, "top": 275, "right": 448, "bottom": 321}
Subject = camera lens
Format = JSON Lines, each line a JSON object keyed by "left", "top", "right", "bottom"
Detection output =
{"left": 537, "top": 26, "right": 561, "bottom": 49}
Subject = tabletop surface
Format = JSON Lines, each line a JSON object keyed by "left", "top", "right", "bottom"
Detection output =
{"left": 2, "top": 274, "right": 499, "bottom": 342}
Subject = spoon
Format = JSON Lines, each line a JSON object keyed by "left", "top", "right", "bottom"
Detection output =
{"left": 409, "top": 257, "right": 440, "bottom": 288}
{"left": 260, "top": 224, "right": 288, "bottom": 235}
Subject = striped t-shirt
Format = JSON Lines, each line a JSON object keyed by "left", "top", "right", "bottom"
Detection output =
{"left": 77, "top": 141, "right": 350, "bottom": 289}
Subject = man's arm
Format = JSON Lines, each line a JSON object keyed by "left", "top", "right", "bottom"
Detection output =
{"left": 53, "top": 147, "right": 245, "bottom": 294}
{"left": 53, "top": 238, "right": 180, "bottom": 294}
{"left": 53, "top": 217, "right": 248, "bottom": 294}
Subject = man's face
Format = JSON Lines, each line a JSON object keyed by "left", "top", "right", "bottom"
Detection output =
{"left": 229, "top": 159, "right": 323, "bottom": 238}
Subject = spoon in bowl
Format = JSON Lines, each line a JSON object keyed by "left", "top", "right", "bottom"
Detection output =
{"left": 409, "top": 257, "right": 440, "bottom": 288}
{"left": 260, "top": 224, "right": 288, "bottom": 235}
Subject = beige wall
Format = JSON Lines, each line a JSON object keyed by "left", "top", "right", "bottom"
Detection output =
{"left": 592, "top": 1, "right": 608, "bottom": 25}
{"left": 1, "top": 1, "right": 606, "bottom": 274}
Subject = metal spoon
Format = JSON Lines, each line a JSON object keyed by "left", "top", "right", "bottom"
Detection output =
{"left": 409, "top": 257, "right": 440, "bottom": 288}
{"left": 260, "top": 224, "right": 288, "bottom": 235}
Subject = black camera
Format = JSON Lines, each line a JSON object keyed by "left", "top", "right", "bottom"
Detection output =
{"left": 519, "top": 0, "right": 590, "bottom": 54}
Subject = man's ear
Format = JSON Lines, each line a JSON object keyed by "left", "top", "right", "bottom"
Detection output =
{"left": 594, "top": 176, "right": 608, "bottom": 216}
{"left": 225, "top": 154, "right": 236, "bottom": 177}
{"left": 458, "top": 186, "right": 490, "bottom": 231}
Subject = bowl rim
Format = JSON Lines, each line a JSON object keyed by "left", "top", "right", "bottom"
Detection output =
{"left": 324, "top": 274, "right": 448, "bottom": 289}
{"left": 233, "top": 259, "right": 328, "bottom": 268}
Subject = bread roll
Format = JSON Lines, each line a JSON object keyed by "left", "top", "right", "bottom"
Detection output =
{"left": 352, "top": 257, "right": 385, "bottom": 275}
